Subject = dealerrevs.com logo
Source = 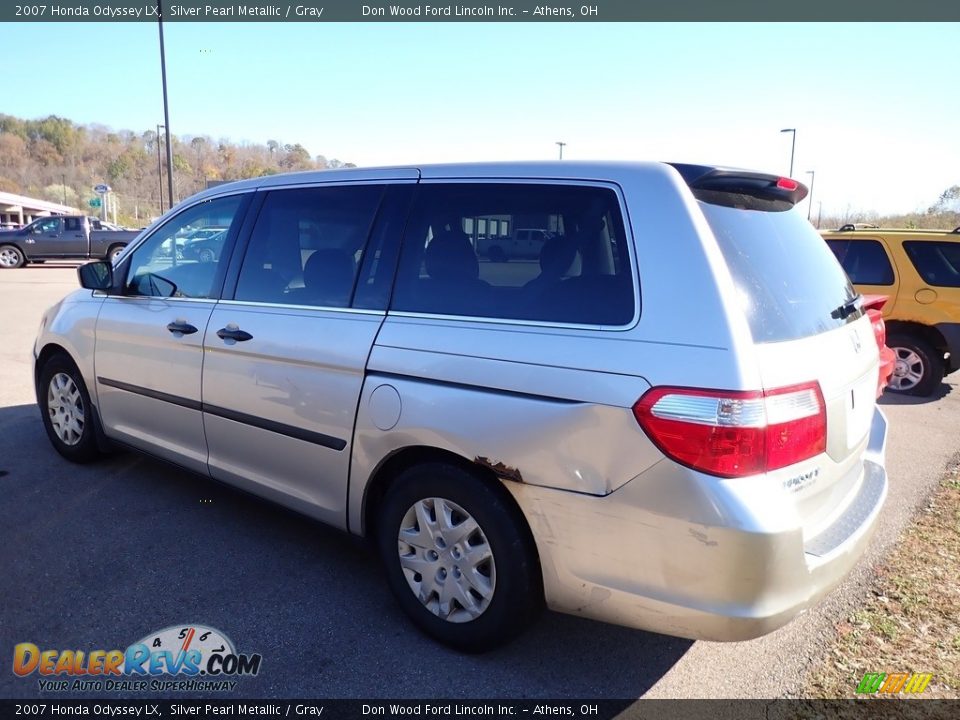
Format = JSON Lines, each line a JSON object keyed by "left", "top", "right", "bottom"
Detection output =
{"left": 13, "top": 625, "right": 262, "bottom": 692}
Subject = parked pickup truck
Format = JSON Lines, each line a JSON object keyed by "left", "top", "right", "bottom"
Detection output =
{"left": 0, "top": 215, "right": 141, "bottom": 268}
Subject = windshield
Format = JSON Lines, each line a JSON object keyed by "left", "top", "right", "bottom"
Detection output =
{"left": 700, "top": 202, "right": 860, "bottom": 343}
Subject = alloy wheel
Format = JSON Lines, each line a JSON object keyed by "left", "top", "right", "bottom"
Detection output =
{"left": 0, "top": 247, "right": 22, "bottom": 268}
{"left": 889, "top": 346, "right": 924, "bottom": 391}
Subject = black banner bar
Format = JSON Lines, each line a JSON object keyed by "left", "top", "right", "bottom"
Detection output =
{"left": 1, "top": 700, "right": 959, "bottom": 720}
{"left": 1, "top": 0, "right": 959, "bottom": 22}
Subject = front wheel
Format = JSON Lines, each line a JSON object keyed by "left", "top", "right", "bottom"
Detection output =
{"left": 886, "top": 333, "right": 942, "bottom": 396}
{"left": 0, "top": 244, "right": 25, "bottom": 268}
{"left": 38, "top": 354, "right": 104, "bottom": 463}
{"left": 377, "top": 462, "right": 542, "bottom": 652}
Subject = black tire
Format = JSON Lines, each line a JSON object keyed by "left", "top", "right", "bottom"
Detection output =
{"left": 198, "top": 248, "right": 216, "bottom": 263}
{"left": 488, "top": 246, "right": 507, "bottom": 263}
{"left": 0, "top": 244, "right": 26, "bottom": 269}
{"left": 886, "top": 333, "right": 942, "bottom": 396}
{"left": 377, "top": 462, "right": 542, "bottom": 652}
{"left": 38, "top": 354, "right": 104, "bottom": 463}
{"left": 107, "top": 244, "right": 126, "bottom": 263}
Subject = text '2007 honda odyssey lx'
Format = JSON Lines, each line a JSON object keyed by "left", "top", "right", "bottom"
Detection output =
{"left": 34, "top": 162, "right": 888, "bottom": 651}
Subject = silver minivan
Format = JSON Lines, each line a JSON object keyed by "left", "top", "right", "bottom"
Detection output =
{"left": 34, "top": 162, "right": 888, "bottom": 651}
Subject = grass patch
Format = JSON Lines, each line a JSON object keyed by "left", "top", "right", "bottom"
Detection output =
{"left": 805, "top": 462, "right": 960, "bottom": 698}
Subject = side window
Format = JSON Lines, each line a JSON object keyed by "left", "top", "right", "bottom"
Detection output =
{"left": 826, "top": 239, "right": 894, "bottom": 286}
{"left": 234, "top": 185, "right": 383, "bottom": 307}
{"left": 65, "top": 217, "right": 82, "bottom": 232}
{"left": 903, "top": 241, "right": 960, "bottom": 288}
{"left": 34, "top": 218, "right": 62, "bottom": 235}
{"left": 124, "top": 195, "right": 243, "bottom": 299}
{"left": 391, "top": 183, "right": 634, "bottom": 325}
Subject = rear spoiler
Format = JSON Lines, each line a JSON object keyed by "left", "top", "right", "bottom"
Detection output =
{"left": 669, "top": 163, "right": 809, "bottom": 207}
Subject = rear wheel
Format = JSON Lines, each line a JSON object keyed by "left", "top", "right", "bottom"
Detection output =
{"left": 0, "top": 244, "right": 25, "bottom": 268}
{"left": 38, "top": 354, "right": 104, "bottom": 463}
{"left": 886, "top": 333, "right": 941, "bottom": 396}
{"left": 377, "top": 462, "right": 542, "bottom": 652}
{"left": 198, "top": 248, "right": 216, "bottom": 263}
{"left": 107, "top": 244, "right": 126, "bottom": 263}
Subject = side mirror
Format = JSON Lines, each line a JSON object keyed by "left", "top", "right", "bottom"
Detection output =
{"left": 78, "top": 261, "right": 113, "bottom": 290}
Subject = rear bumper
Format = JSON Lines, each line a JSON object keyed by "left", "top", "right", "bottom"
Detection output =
{"left": 507, "top": 408, "right": 889, "bottom": 641}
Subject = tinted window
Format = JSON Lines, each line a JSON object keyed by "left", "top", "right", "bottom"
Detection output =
{"left": 234, "top": 185, "right": 383, "bottom": 307}
{"left": 701, "top": 203, "right": 859, "bottom": 343}
{"left": 902, "top": 241, "right": 960, "bottom": 288}
{"left": 392, "top": 183, "right": 634, "bottom": 325}
{"left": 124, "top": 195, "right": 243, "bottom": 299}
{"left": 826, "top": 239, "right": 895, "bottom": 285}
{"left": 65, "top": 217, "right": 82, "bottom": 232}
{"left": 33, "top": 218, "right": 61, "bottom": 234}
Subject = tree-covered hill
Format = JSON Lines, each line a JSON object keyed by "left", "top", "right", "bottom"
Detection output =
{"left": 0, "top": 113, "right": 353, "bottom": 226}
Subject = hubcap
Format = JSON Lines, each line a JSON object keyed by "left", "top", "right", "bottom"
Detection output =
{"left": 0, "top": 248, "right": 20, "bottom": 267}
{"left": 397, "top": 497, "right": 496, "bottom": 623}
{"left": 889, "top": 347, "right": 924, "bottom": 391}
{"left": 111, "top": 248, "right": 124, "bottom": 261}
{"left": 47, "top": 372, "right": 85, "bottom": 446}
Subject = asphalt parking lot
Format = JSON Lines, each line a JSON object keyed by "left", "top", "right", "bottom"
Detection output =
{"left": 1, "top": 265, "right": 958, "bottom": 700}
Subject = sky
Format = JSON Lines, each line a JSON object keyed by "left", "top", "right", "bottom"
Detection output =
{"left": 1, "top": 21, "right": 958, "bottom": 217}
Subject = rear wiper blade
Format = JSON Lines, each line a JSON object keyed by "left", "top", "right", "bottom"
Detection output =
{"left": 830, "top": 295, "right": 862, "bottom": 320}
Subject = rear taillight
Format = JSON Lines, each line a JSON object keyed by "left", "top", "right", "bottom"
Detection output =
{"left": 861, "top": 295, "right": 889, "bottom": 350}
{"left": 632, "top": 382, "right": 826, "bottom": 478}
{"left": 867, "top": 309, "right": 886, "bottom": 349}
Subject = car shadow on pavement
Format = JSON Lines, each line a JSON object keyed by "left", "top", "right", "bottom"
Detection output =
{"left": 878, "top": 381, "right": 954, "bottom": 406}
{"left": 0, "top": 402, "right": 692, "bottom": 700}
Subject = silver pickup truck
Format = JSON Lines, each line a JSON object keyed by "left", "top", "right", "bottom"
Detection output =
{"left": 0, "top": 215, "right": 141, "bottom": 268}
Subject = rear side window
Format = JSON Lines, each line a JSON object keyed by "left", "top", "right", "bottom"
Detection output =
{"left": 234, "top": 185, "right": 383, "bottom": 307}
{"left": 391, "top": 183, "right": 634, "bottom": 325}
{"left": 902, "top": 241, "right": 960, "bottom": 288}
{"left": 826, "top": 239, "right": 895, "bottom": 285}
{"left": 701, "top": 203, "right": 859, "bottom": 343}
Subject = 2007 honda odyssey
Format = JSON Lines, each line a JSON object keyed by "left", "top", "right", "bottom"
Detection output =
{"left": 34, "top": 162, "right": 889, "bottom": 651}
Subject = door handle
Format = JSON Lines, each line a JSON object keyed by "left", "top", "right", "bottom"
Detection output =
{"left": 217, "top": 327, "right": 253, "bottom": 342}
{"left": 166, "top": 321, "right": 198, "bottom": 335}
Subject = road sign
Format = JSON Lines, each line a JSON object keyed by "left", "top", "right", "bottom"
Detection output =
{"left": 93, "top": 183, "right": 110, "bottom": 194}
{"left": 89, "top": 198, "right": 101, "bottom": 208}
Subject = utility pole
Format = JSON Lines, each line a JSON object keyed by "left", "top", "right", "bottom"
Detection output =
{"left": 556, "top": 141, "right": 566, "bottom": 160}
{"left": 61, "top": 174, "right": 66, "bottom": 206}
{"left": 157, "top": 0, "right": 175, "bottom": 209}
{"left": 156, "top": 123, "right": 165, "bottom": 214}
{"left": 780, "top": 128, "right": 796, "bottom": 177}
{"left": 805, "top": 170, "right": 816, "bottom": 222}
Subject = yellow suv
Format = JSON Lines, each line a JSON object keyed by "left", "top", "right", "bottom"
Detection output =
{"left": 822, "top": 224, "right": 960, "bottom": 395}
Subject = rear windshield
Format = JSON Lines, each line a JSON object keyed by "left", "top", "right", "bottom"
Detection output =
{"left": 700, "top": 202, "right": 860, "bottom": 343}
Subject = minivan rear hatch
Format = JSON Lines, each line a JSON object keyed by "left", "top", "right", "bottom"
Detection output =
{"left": 677, "top": 165, "right": 880, "bottom": 542}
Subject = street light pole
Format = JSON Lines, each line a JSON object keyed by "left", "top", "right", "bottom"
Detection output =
{"left": 556, "top": 141, "right": 566, "bottom": 160}
{"left": 157, "top": 0, "right": 175, "bottom": 210}
{"left": 156, "top": 124, "right": 165, "bottom": 214}
{"left": 780, "top": 128, "right": 796, "bottom": 177}
{"left": 805, "top": 170, "right": 816, "bottom": 222}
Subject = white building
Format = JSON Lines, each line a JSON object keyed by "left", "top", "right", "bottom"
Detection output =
{"left": 0, "top": 191, "right": 79, "bottom": 228}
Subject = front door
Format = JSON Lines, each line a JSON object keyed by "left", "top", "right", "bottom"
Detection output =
{"left": 25, "top": 217, "right": 72, "bottom": 257}
{"left": 94, "top": 194, "right": 248, "bottom": 473}
{"left": 202, "top": 181, "right": 412, "bottom": 528}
